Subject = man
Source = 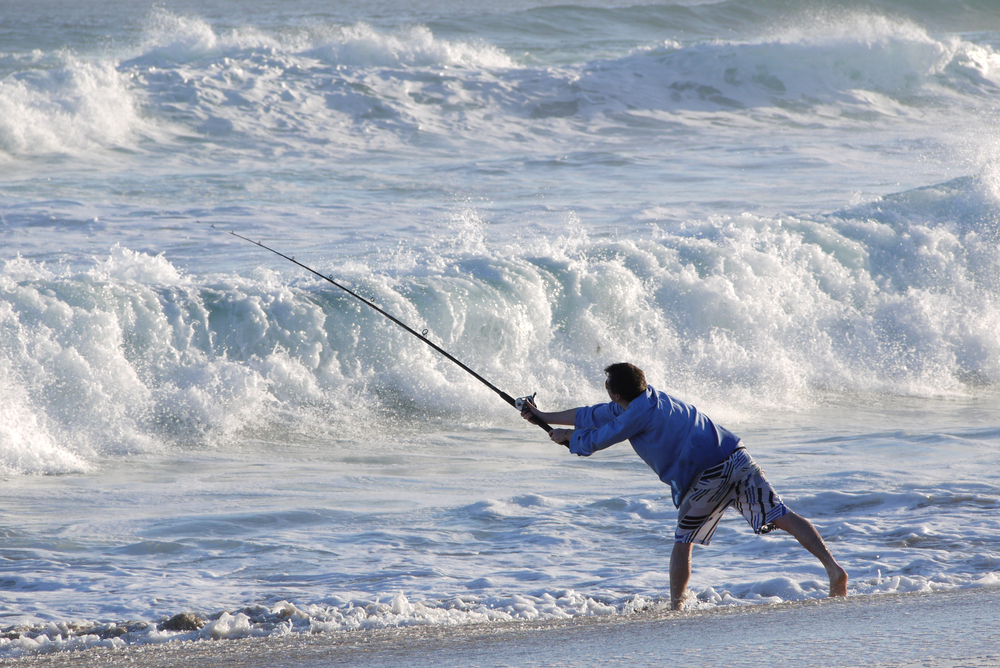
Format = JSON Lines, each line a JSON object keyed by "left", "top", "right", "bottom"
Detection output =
{"left": 520, "top": 362, "right": 848, "bottom": 610}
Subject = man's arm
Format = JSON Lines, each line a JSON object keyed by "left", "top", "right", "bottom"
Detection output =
{"left": 520, "top": 403, "right": 578, "bottom": 426}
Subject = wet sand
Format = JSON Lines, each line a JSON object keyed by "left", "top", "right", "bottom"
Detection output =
{"left": 5, "top": 588, "right": 999, "bottom": 668}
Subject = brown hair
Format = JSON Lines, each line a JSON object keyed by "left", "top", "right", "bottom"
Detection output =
{"left": 604, "top": 363, "right": 647, "bottom": 402}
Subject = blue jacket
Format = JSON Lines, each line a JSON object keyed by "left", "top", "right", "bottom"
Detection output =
{"left": 570, "top": 386, "right": 740, "bottom": 506}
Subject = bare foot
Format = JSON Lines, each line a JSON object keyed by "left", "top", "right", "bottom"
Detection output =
{"left": 772, "top": 512, "right": 848, "bottom": 598}
{"left": 828, "top": 564, "right": 848, "bottom": 597}
{"left": 670, "top": 589, "right": 689, "bottom": 611}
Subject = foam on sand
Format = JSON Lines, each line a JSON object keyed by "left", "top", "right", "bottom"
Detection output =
{"left": 5, "top": 588, "right": 998, "bottom": 668}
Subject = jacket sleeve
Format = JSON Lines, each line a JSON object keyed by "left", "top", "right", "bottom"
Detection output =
{"left": 570, "top": 403, "right": 642, "bottom": 456}
{"left": 573, "top": 402, "right": 621, "bottom": 430}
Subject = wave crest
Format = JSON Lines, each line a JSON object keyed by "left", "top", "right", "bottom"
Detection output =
{"left": 0, "top": 56, "right": 143, "bottom": 157}
{"left": 3, "top": 185, "right": 999, "bottom": 473}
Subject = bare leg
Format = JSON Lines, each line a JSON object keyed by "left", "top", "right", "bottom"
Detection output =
{"left": 670, "top": 541, "right": 694, "bottom": 610}
{"left": 772, "top": 511, "right": 848, "bottom": 597}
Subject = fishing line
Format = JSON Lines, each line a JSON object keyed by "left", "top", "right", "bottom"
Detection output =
{"left": 212, "top": 225, "right": 557, "bottom": 437}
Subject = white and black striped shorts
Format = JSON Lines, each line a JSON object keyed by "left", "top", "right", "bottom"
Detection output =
{"left": 674, "top": 447, "right": 789, "bottom": 545}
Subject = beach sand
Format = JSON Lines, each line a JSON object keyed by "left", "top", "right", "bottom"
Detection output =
{"left": 6, "top": 588, "right": 998, "bottom": 668}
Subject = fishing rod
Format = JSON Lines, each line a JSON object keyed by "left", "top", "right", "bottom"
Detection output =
{"left": 212, "top": 225, "right": 559, "bottom": 438}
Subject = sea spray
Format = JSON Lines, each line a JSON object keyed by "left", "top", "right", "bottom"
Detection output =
{"left": 4, "top": 186, "right": 999, "bottom": 470}
{"left": 0, "top": 56, "right": 143, "bottom": 156}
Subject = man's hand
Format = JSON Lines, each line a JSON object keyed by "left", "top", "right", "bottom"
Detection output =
{"left": 549, "top": 428, "right": 573, "bottom": 446}
{"left": 520, "top": 399, "right": 577, "bottom": 446}
{"left": 520, "top": 399, "right": 542, "bottom": 425}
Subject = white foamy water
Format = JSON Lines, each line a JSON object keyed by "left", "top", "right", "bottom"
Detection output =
{"left": 2, "top": 0, "right": 999, "bottom": 657}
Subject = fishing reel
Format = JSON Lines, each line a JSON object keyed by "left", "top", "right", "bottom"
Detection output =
{"left": 514, "top": 393, "right": 537, "bottom": 411}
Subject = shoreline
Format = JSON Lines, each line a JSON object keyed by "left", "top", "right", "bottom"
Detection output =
{"left": 6, "top": 587, "right": 999, "bottom": 668}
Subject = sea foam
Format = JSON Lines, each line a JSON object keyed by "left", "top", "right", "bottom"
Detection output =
{"left": 0, "top": 57, "right": 143, "bottom": 157}
{"left": 2, "top": 176, "right": 998, "bottom": 475}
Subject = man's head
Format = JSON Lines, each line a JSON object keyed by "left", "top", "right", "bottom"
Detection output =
{"left": 604, "top": 363, "right": 647, "bottom": 405}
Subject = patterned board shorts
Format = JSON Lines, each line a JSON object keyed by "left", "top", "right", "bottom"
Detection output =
{"left": 674, "top": 447, "right": 789, "bottom": 545}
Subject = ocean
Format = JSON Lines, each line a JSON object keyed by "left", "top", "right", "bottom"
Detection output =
{"left": 1, "top": 0, "right": 999, "bottom": 657}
